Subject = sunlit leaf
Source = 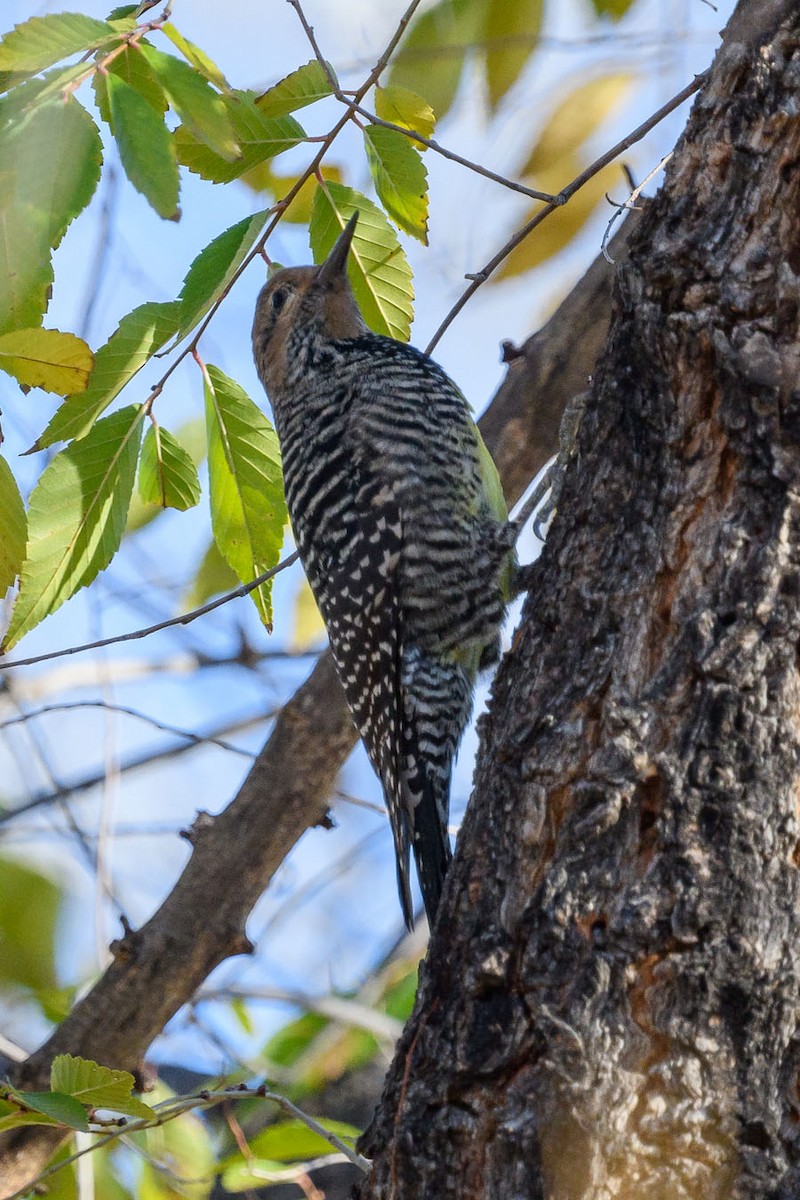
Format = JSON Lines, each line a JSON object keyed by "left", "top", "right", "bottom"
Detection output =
{"left": 175, "top": 91, "right": 304, "bottom": 184}
{"left": 138, "top": 423, "right": 201, "bottom": 511}
{"left": 389, "top": 0, "right": 483, "bottom": 121}
{"left": 2, "top": 406, "right": 143, "bottom": 650}
{"left": 0, "top": 205, "right": 52, "bottom": 335}
{"left": 484, "top": 0, "right": 543, "bottom": 110}
{"left": 93, "top": 43, "right": 168, "bottom": 126}
{"left": 182, "top": 537, "right": 238, "bottom": 609}
{"left": 374, "top": 83, "right": 435, "bottom": 149}
{"left": 51, "top": 1055, "right": 154, "bottom": 1120}
{"left": 0, "top": 458, "right": 26, "bottom": 594}
{"left": 127, "top": 416, "right": 205, "bottom": 533}
{"left": 204, "top": 364, "right": 286, "bottom": 630}
{"left": 0, "top": 95, "right": 104, "bottom": 251}
{"left": 495, "top": 161, "right": 624, "bottom": 279}
{"left": 364, "top": 124, "right": 428, "bottom": 243}
{"left": 310, "top": 182, "right": 414, "bottom": 341}
{"left": 141, "top": 43, "right": 238, "bottom": 160}
{"left": 178, "top": 209, "right": 268, "bottom": 340}
{"left": 249, "top": 1117, "right": 360, "bottom": 1164}
{"left": 520, "top": 73, "right": 634, "bottom": 177}
{"left": 0, "top": 328, "right": 93, "bottom": 395}
{"left": 0, "top": 856, "right": 59, "bottom": 993}
{"left": 0, "top": 13, "right": 121, "bottom": 74}
{"left": 32, "top": 301, "right": 180, "bottom": 450}
{"left": 291, "top": 576, "right": 325, "bottom": 651}
{"left": 255, "top": 59, "right": 334, "bottom": 118}
{"left": 161, "top": 22, "right": 230, "bottom": 92}
{"left": 107, "top": 72, "right": 180, "bottom": 219}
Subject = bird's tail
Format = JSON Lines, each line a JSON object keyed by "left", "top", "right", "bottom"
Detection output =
{"left": 409, "top": 761, "right": 453, "bottom": 929}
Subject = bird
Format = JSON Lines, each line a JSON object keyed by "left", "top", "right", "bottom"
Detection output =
{"left": 252, "top": 212, "right": 515, "bottom": 930}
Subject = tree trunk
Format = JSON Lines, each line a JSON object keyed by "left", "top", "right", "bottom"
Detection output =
{"left": 357, "top": 3, "right": 800, "bottom": 1197}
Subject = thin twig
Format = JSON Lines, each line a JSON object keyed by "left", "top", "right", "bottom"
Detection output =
{"left": 288, "top": 0, "right": 552, "bottom": 203}
{"left": 0, "top": 552, "right": 299, "bottom": 672}
{"left": 5, "top": 1085, "right": 370, "bottom": 1199}
{"left": 0, "top": 702, "right": 257, "bottom": 757}
{"left": 424, "top": 69, "right": 709, "bottom": 354}
{"left": 601, "top": 150, "right": 673, "bottom": 262}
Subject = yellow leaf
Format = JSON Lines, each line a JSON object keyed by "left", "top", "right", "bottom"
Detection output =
{"left": 240, "top": 164, "right": 343, "bottom": 225}
{"left": 0, "top": 328, "right": 93, "bottom": 395}
{"left": 484, "top": 0, "right": 544, "bottom": 111}
{"left": 291, "top": 575, "right": 326, "bottom": 651}
{"left": 374, "top": 84, "right": 435, "bottom": 149}
{"left": 521, "top": 73, "right": 635, "bottom": 177}
{"left": 495, "top": 162, "right": 624, "bottom": 279}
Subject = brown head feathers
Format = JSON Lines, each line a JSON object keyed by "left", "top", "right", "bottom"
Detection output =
{"left": 252, "top": 213, "right": 366, "bottom": 400}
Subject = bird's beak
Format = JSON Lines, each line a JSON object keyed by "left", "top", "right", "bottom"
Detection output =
{"left": 317, "top": 212, "right": 358, "bottom": 286}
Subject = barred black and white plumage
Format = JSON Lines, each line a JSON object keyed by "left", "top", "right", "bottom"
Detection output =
{"left": 252, "top": 213, "right": 514, "bottom": 929}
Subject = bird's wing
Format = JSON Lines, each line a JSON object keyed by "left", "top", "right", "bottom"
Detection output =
{"left": 316, "top": 470, "right": 415, "bottom": 926}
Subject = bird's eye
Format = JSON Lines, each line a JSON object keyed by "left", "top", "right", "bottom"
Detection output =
{"left": 271, "top": 288, "right": 288, "bottom": 314}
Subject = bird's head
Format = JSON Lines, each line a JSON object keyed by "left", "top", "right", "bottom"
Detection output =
{"left": 252, "top": 212, "right": 366, "bottom": 399}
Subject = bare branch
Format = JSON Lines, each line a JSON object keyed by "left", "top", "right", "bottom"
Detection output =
{"left": 424, "top": 68, "right": 709, "bottom": 354}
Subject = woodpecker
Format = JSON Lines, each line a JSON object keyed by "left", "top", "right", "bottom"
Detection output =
{"left": 252, "top": 213, "right": 514, "bottom": 929}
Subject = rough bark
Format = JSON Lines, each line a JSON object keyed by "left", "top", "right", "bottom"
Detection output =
{"left": 0, "top": 184, "right": 628, "bottom": 1198}
{"left": 357, "top": 2, "right": 800, "bottom": 1198}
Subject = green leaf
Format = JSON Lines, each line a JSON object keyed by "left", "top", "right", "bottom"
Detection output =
{"left": 249, "top": 1117, "right": 360, "bottom": 1164}
{"left": 0, "top": 458, "right": 26, "bottom": 594}
{"left": 484, "top": 0, "right": 543, "bottom": 110}
{"left": 0, "top": 96, "right": 104, "bottom": 251}
{"left": 182, "top": 537, "right": 238, "bottom": 608}
{"left": 374, "top": 84, "right": 435, "bottom": 149}
{"left": 93, "top": 44, "right": 168, "bottom": 127}
{"left": 0, "top": 856, "right": 59, "bottom": 992}
{"left": 161, "top": 22, "right": 230, "bottom": 91}
{"left": 0, "top": 1105, "right": 60, "bottom": 1133}
{"left": 178, "top": 210, "right": 268, "bottom": 340}
{"left": 203, "top": 364, "right": 286, "bottom": 631}
{"left": 309, "top": 182, "right": 414, "bottom": 341}
{"left": 389, "top": 0, "right": 483, "bottom": 121}
{"left": 107, "top": 72, "right": 179, "bottom": 219}
{"left": 32, "top": 301, "right": 180, "bottom": 450}
{"left": 175, "top": 91, "right": 304, "bottom": 184}
{"left": 50, "top": 1055, "right": 154, "bottom": 1120}
{"left": 36, "top": 1141, "right": 79, "bottom": 1200}
{"left": 263, "top": 1011, "right": 328, "bottom": 1071}
{"left": 0, "top": 13, "right": 121, "bottom": 74}
{"left": 0, "top": 328, "right": 93, "bottom": 395}
{"left": 127, "top": 416, "right": 205, "bottom": 532}
{"left": 255, "top": 59, "right": 334, "bottom": 118}
{"left": 520, "top": 73, "right": 634, "bottom": 177}
{"left": 138, "top": 424, "right": 201, "bottom": 511}
{"left": 2, "top": 406, "right": 143, "bottom": 650}
{"left": 9, "top": 1091, "right": 90, "bottom": 1132}
{"left": 0, "top": 63, "right": 92, "bottom": 116}
{"left": 0, "top": 204, "right": 53, "bottom": 336}
{"left": 140, "top": 44, "right": 238, "bottom": 160}
{"left": 364, "top": 124, "right": 428, "bottom": 243}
